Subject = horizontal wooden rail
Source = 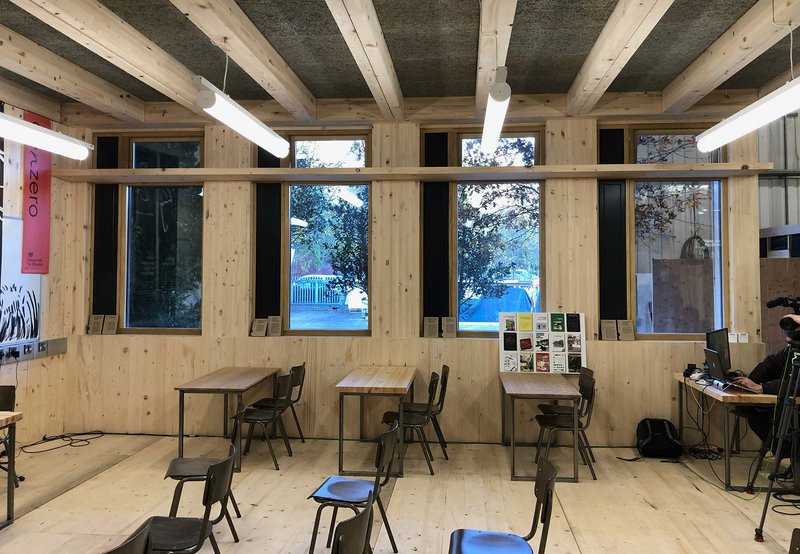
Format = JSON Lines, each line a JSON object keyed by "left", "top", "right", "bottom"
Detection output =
{"left": 53, "top": 163, "right": 771, "bottom": 184}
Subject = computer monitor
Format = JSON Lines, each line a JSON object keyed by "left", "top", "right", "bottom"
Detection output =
{"left": 704, "top": 348, "right": 726, "bottom": 381}
{"left": 706, "top": 328, "right": 731, "bottom": 373}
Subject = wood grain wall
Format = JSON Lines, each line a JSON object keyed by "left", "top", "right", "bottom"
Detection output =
{"left": 1, "top": 112, "right": 766, "bottom": 448}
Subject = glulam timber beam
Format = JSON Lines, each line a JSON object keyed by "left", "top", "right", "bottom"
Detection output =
{"left": 0, "top": 75, "right": 60, "bottom": 121}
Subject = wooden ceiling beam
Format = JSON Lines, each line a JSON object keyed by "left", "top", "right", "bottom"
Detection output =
{"left": 325, "top": 0, "right": 404, "bottom": 120}
{"left": 0, "top": 23, "right": 143, "bottom": 121}
{"left": 8, "top": 0, "right": 205, "bottom": 116}
{"left": 0, "top": 76, "right": 61, "bottom": 121}
{"left": 475, "top": 0, "right": 517, "bottom": 114}
{"left": 567, "top": 0, "right": 674, "bottom": 115}
{"left": 168, "top": 0, "right": 315, "bottom": 120}
{"left": 662, "top": 0, "right": 800, "bottom": 113}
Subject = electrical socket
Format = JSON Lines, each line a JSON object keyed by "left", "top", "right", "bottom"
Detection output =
{"left": 37, "top": 341, "right": 47, "bottom": 353}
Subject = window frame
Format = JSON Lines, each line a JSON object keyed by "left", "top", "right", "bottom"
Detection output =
{"left": 93, "top": 132, "right": 205, "bottom": 335}
{"left": 280, "top": 132, "right": 372, "bottom": 336}
{"left": 448, "top": 128, "right": 544, "bottom": 337}
{"left": 625, "top": 176, "right": 729, "bottom": 340}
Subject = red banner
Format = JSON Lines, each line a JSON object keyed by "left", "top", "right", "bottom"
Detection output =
{"left": 21, "top": 111, "right": 51, "bottom": 274}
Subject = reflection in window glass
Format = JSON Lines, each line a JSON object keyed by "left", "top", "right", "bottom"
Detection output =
{"left": 132, "top": 141, "right": 201, "bottom": 168}
{"left": 634, "top": 181, "right": 722, "bottom": 334}
{"left": 457, "top": 135, "right": 540, "bottom": 332}
{"left": 636, "top": 134, "right": 715, "bottom": 164}
{"left": 126, "top": 186, "right": 203, "bottom": 328}
{"left": 289, "top": 184, "right": 369, "bottom": 331}
{"left": 294, "top": 139, "right": 366, "bottom": 168}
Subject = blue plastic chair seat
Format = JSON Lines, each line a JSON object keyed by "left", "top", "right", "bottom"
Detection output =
{"left": 449, "top": 529, "right": 533, "bottom": 554}
{"left": 309, "top": 476, "right": 377, "bottom": 504}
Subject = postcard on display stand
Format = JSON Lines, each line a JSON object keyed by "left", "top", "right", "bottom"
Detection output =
{"left": 251, "top": 318, "right": 268, "bottom": 337}
{"left": 517, "top": 313, "right": 533, "bottom": 331}
{"left": 442, "top": 317, "right": 457, "bottom": 338}
{"left": 502, "top": 352, "right": 519, "bottom": 372}
{"left": 88, "top": 314, "right": 105, "bottom": 335}
{"left": 101, "top": 314, "right": 118, "bottom": 335}
{"left": 601, "top": 319, "right": 618, "bottom": 341}
{"left": 267, "top": 316, "right": 282, "bottom": 337}
{"left": 617, "top": 319, "right": 635, "bottom": 341}
{"left": 423, "top": 317, "right": 439, "bottom": 338}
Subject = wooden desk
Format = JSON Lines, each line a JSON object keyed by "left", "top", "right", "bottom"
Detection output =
{"left": 673, "top": 373, "right": 780, "bottom": 490}
{"left": 0, "top": 411, "right": 21, "bottom": 530}
{"left": 500, "top": 373, "right": 581, "bottom": 482}
{"left": 336, "top": 366, "right": 416, "bottom": 477}
{"left": 176, "top": 367, "right": 280, "bottom": 470}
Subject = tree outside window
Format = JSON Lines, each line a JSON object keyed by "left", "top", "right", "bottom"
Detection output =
{"left": 457, "top": 136, "right": 540, "bottom": 332}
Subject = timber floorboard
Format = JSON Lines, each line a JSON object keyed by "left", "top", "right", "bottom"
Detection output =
{"left": 0, "top": 437, "right": 796, "bottom": 553}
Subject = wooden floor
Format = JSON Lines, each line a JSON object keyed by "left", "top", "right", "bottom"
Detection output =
{"left": 0, "top": 435, "right": 797, "bottom": 553}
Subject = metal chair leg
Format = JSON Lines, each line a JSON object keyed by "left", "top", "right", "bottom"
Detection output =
{"left": 169, "top": 480, "right": 186, "bottom": 517}
{"left": 309, "top": 505, "right": 325, "bottom": 554}
{"left": 543, "top": 428, "right": 556, "bottom": 460}
{"left": 260, "top": 423, "right": 280, "bottom": 470}
{"left": 326, "top": 506, "right": 339, "bottom": 548}
{"left": 290, "top": 404, "right": 306, "bottom": 443}
{"left": 209, "top": 532, "right": 221, "bottom": 554}
{"left": 376, "top": 496, "right": 398, "bottom": 553}
{"left": 229, "top": 489, "right": 242, "bottom": 518}
{"left": 420, "top": 426, "right": 435, "bottom": 462}
{"left": 276, "top": 415, "right": 293, "bottom": 456}
{"left": 431, "top": 416, "right": 448, "bottom": 459}
{"left": 245, "top": 422, "right": 255, "bottom": 455}
{"left": 580, "top": 429, "right": 596, "bottom": 462}
{"left": 223, "top": 503, "right": 240, "bottom": 542}
{"left": 415, "top": 428, "right": 434, "bottom": 475}
{"left": 579, "top": 432, "right": 597, "bottom": 480}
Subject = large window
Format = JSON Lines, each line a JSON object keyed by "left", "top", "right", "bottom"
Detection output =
{"left": 287, "top": 137, "right": 369, "bottom": 332}
{"left": 633, "top": 132, "right": 723, "bottom": 334}
{"left": 456, "top": 135, "right": 540, "bottom": 332}
{"left": 123, "top": 138, "right": 203, "bottom": 330}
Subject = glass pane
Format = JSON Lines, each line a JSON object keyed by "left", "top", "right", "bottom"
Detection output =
{"left": 634, "top": 180, "right": 722, "bottom": 334}
{"left": 126, "top": 186, "right": 203, "bottom": 328}
{"left": 636, "top": 134, "right": 714, "bottom": 164}
{"left": 289, "top": 184, "right": 369, "bottom": 331}
{"left": 461, "top": 136, "right": 537, "bottom": 167}
{"left": 294, "top": 139, "right": 366, "bottom": 168}
{"left": 457, "top": 182, "right": 541, "bottom": 332}
{"left": 132, "top": 141, "right": 201, "bottom": 168}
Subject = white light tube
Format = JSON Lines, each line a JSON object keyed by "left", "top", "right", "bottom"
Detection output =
{"left": 697, "top": 76, "right": 800, "bottom": 153}
{"left": 193, "top": 75, "right": 290, "bottom": 159}
{"left": 481, "top": 66, "right": 512, "bottom": 155}
{"left": 0, "top": 112, "right": 93, "bottom": 160}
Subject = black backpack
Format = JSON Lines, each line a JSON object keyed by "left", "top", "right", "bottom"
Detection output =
{"left": 636, "top": 418, "right": 683, "bottom": 458}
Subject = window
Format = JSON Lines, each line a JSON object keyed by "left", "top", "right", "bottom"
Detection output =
{"left": 125, "top": 186, "right": 203, "bottom": 329}
{"left": 456, "top": 135, "right": 541, "bottom": 332}
{"left": 287, "top": 137, "right": 369, "bottom": 332}
{"left": 122, "top": 137, "right": 203, "bottom": 331}
{"left": 632, "top": 131, "right": 723, "bottom": 334}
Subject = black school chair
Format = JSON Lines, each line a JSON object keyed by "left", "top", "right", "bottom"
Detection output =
{"left": 536, "top": 366, "right": 596, "bottom": 462}
{"left": 382, "top": 372, "right": 439, "bottom": 475}
{"left": 403, "top": 364, "right": 450, "bottom": 459}
{"left": 241, "top": 373, "right": 294, "bottom": 470}
{"left": 102, "top": 519, "right": 152, "bottom": 554}
{"left": 331, "top": 491, "right": 373, "bottom": 554}
{"left": 252, "top": 363, "right": 307, "bottom": 442}
{"left": 448, "top": 457, "right": 557, "bottom": 554}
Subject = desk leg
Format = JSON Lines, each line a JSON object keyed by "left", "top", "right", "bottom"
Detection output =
{"left": 398, "top": 395, "right": 405, "bottom": 477}
{"left": 359, "top": 395, "right": 365, "bottom": 441}
{"left": 178, "top": 391, "right": 185, "bottom": 458}
{"left": 235, "top": 393, "right": 243, "bottom": 472}
{"left": 4, "top": 423, "right": 14, "bottom": 528}
{"left": 339, "top": 392, "right": 345, "bottom": 475}
{"left": 723, "top": 406, "right": 731, "bottom": 490}
{"left": 223, "top": 394, "right": 229, "bottom": 439}
{"left": 572, "top": 398, "right": 579, "bottom": 483}
{"left": 510, "top": 396, "right": 516, "bottom": 480}
{"left": 678, "top": 380, "right": 684, "bottom": 444}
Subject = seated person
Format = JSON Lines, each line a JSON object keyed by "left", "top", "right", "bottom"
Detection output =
{"left": 733, "top": 314, "right": 800, "bottom": 459}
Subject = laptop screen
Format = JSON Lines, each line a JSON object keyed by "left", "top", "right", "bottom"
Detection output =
{"left": 704, "top": 348, "right": 727, "bottom": 381}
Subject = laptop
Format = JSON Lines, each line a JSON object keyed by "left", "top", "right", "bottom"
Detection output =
{"left": 704, "top": 348, "right": 757, "bottom": 392}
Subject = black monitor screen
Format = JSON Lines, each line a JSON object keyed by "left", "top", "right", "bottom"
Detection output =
{"left": 706, "top": 328, "right": 731, "bottom": 372}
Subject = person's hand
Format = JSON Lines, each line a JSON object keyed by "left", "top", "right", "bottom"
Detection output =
{"left": 734, "top": 376, "right": 762, "bottom": 392}
{"left": 782, "top": 314, "right": 800, "bottom": 326}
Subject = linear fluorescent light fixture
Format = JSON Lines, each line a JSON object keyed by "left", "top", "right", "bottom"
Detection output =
{"left": 481, "top": 66, "right": 512, "bottom": 155}
{"left": 0, "top": 112, "right": 93, "bottom": 160}
{"left": 697, "top": 76, "right": 800, "bottom": 153}
{"left": 193, "top": 75, "right": 290, "bottom": 159}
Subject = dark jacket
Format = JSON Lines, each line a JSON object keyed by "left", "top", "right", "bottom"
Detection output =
{"left": 749, "top": 347, "right": 793, "bottom": 395}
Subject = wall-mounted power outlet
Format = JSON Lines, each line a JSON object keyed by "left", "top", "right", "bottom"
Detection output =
{"left": 37, "top": 342, "right": 47, "bottom": 353}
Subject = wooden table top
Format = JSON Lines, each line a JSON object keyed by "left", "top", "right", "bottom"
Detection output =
{"left": 0, "top": 411, "right": 22, "bottom": 428}
{"left": 672, "top": 372, "right": 782, "bottom": 404}
{"left": 336, "top": 366, "right": 416, "bottom": 394}
{"left": 176, "top": 366, "right": 281, "bottom": 393}
{"left": 500, "top": 372, "right": 580, "bottom": 399}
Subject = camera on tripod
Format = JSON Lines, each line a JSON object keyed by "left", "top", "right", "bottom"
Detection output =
{"left": 767, "top": 296, "right": 800, "bottom": 342}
